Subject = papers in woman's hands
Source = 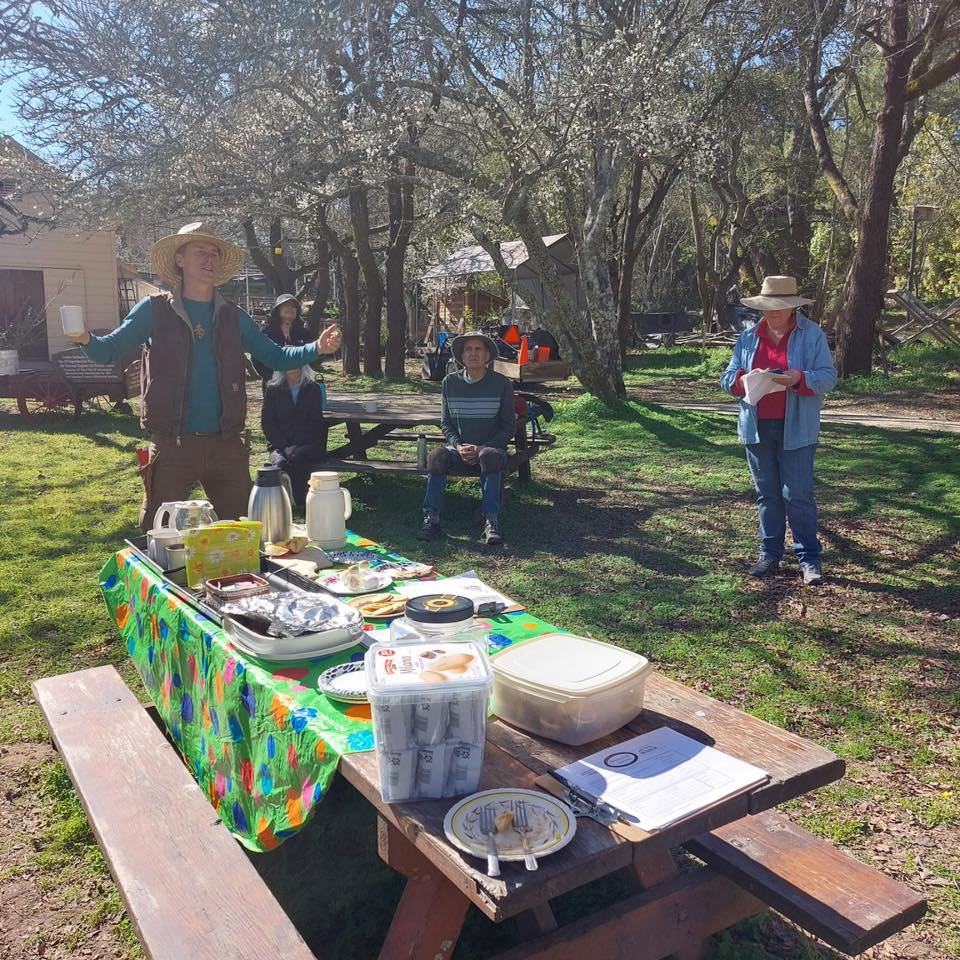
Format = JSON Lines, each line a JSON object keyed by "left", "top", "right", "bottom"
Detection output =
{"left": 553, "top": 728, "right": 768, "bottom": 832}
{"left": 741, "top": 368, "right": 787, "bottom": 406}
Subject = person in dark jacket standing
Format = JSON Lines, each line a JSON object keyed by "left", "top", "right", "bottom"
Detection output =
{"left": 261, "top": 366, "right": 328, "bottom": 507}
{"left": 65, "top": 222, "right": 341, "bottom": 529}
{"left": 417, "top": 332, "right": 515, "bottom": 546}
{"left": 252, "top": 294, "right": 312, "bottom": 388}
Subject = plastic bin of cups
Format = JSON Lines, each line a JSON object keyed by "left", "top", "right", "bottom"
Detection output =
{"left": 365, "top": 637, "right": 492, "bottom": 803}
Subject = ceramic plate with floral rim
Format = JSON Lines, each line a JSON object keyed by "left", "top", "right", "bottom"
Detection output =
{"left": 443, "top": 788, "right": 577, "bottom": 863}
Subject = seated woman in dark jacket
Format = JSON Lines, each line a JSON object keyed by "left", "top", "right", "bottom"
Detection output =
{"left": 252, "top": 294, "right": 312, "bottom": 388}
{"left": 261, "top": 365, "right": 327, "bottom": 507}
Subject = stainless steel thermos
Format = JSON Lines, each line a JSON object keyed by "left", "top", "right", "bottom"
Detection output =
{"left": 247, "top": 466, "right": 293, "bottom": 545}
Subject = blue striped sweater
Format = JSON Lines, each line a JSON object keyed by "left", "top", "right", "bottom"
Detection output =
{"left": 440, "top": 369, "right": 516, "bottom": 449}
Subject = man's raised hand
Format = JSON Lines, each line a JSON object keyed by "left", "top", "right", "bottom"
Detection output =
{"left": 318, "top": 324, "right": 342, "bottom": 355}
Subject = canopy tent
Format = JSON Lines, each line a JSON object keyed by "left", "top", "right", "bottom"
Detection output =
{"left": 420, "top": 233, "right": 585, "bottom": 320}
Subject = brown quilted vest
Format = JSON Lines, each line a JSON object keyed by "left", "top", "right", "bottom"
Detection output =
{"left": 140, "top": 294, "right": 247, "bottom": 439}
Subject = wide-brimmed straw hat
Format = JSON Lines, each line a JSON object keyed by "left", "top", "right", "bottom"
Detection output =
{"left": 151, "top": 222, "right": 245, "bottom": 287}
{"left": 451, "top": 331, "right": 499, "bottom": 366}
{"left": 740, "top": 276, "right": 813, "bottom": 310}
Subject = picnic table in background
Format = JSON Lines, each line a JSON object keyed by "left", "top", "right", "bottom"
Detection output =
{"left": 321, "top": 392, "right": 555, "bottom": 482}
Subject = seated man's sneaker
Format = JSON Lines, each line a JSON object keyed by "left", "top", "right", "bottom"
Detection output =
{"left": 482, "top": 515, "right": 504, "bottom": 546}
{"left": 801, "top": 563, "right": 824, "bottom": 586}
{"left": 416, "top": 513, "right": 442, "bottom": 541}
{"left": 748, "top": 554, "right": 780, "bottom": 578}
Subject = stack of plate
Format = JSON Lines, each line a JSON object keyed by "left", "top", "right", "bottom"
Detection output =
{"left": 317, "top": 661, "right": 368, "bottom": 702}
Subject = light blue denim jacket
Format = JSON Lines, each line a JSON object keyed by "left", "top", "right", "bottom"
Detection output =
{"left": 719, "top": 313, "right": 837, "bottom": 450}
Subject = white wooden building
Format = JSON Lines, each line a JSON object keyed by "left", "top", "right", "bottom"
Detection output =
{"left": 0, "top": 137, "right": 120, "bottom": 361}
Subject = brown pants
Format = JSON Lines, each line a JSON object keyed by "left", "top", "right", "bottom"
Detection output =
{"left": 138, "top": 433, "right": 253, "bottom": 532}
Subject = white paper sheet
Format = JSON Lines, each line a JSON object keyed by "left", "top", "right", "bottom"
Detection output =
{"left": 555, "top": 728, "right": 768, "bottom": 832}
{"left": 392, "top": 571, "right": 520, "bottom": 611}
{"left": 741, "top": 368, "right": 787, "bottom": 406}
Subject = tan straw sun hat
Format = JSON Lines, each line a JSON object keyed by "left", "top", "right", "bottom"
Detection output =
{"left": 150, "top": 222, "right": 245, "bottom": 287}
{"left": 740, "top": 276, "right": 813, "bottom": 311}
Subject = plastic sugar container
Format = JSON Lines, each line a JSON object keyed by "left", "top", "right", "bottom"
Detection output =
{"left": 365, "top": 638, "right": 493, "bottom": 803}
{"left": 491, "top": 633, "right": 653, "bottom": 746}
{"left": 390, "top": 595, "right": 488, "bottom": 647}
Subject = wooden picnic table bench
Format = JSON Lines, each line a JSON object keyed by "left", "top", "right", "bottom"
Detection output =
{"left": 320, "top": 392, "right": 555, "bottom": 483}
{"left": 32, "top": 666, "right": 925, "bottom": 960}
{"left": 32, "top": 666, "right": 315, "bottom": 960}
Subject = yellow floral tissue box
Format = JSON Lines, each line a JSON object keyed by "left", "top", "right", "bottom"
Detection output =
{"left": 183, "top": 521, "right": 262, "bottom": 588}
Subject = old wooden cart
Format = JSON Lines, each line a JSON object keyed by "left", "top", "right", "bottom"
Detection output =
{"left": 0, "top": 346, "right": 139, "bottom": 417}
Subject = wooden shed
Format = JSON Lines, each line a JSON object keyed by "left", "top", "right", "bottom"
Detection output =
{"left": 1, "top": 137, "right": 120, "bottom": 361}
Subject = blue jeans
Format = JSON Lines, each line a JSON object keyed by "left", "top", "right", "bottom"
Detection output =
{"left": 744, "top": 419, "right": 821, "bottom": 565}
{"left": 423, "top": 446, "right": 507, "bottom": 519}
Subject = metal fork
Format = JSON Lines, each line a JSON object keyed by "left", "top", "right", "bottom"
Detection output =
{"left": 514, "top": 800, "right": 539, "bottom": 871}
{"left": 478, "top": 804, "right": 500, "bottom": 877}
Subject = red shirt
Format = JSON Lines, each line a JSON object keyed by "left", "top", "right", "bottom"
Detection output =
{"left": 731, "top": 318, "right": 814, "bottom": 418}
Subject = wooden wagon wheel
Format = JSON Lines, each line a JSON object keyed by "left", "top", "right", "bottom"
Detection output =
{"left": 16, "top": 374, "right": 75, "bottom": 416}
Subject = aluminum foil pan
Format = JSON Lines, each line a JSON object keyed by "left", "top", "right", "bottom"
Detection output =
{"left": 222, "top": 592, "right": 363, "bottom": 638}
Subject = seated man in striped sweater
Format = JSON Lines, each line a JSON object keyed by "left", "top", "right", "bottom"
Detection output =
{"left": 417, "top": 332, "right": 516, "bottom": 546}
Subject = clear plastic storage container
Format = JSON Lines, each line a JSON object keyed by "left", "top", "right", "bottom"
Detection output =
{"left": 391, "top": 594, "right": 488, "bottom": 645}
{"left": 365, "top": 638, "right": 493, "bottom": 803}
{"left": 491, "top": 633, "right": 653, "bottom": 746}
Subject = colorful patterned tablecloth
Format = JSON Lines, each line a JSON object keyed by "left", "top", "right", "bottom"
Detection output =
{"left": 99, "top": 532, "right": 559, "bottom": 852}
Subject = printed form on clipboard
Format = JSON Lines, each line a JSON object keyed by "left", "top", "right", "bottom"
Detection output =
{"left": 553, "top": 727, "right": 769, "bottom": 832}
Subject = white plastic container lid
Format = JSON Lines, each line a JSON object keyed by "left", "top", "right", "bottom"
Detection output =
{"left": 366, "top": 639, "right": 493, "bottom": 698}
{"left": 492, "top": 633, "right": 650, "bottom": 698}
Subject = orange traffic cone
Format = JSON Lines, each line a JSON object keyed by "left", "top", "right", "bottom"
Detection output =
{"left": 518, "top": 336, "right": 530, "bottom": 364}
{"left": 503, "top": 323, "right": 521, "bottom": 345}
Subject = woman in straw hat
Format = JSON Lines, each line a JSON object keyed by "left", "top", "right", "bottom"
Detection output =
{"left": 68, "top": 222, "right": 341, "bottom": 530}
{"left": 720, "top": 276, "right": 837, "bottom": 585}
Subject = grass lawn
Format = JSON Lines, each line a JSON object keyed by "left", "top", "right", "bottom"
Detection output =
{"left": 616, "top": 341, "right": 960, "bottom": 416}
{"left": 0, "top": 390, "right": 958, "bottom": 958}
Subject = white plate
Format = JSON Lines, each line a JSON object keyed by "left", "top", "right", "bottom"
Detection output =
{"left": 317, "top": 570, "right": 393, "bottom": 595}
{"left": 443, "top": 788, "right": 577, "bottom": 863}
{"left": 317, "top": 661, "right": 368, "bottom": 702}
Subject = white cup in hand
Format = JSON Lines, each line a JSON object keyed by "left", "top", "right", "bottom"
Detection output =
{"left": 60, "top": 305, "right": 86, "bottom": 339}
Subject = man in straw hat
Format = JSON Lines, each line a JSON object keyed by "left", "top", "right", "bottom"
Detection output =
{"left": 720, "top": 276, "right": 836, "bottom": 585}
{"left": 417, "top": 331, "right": 515, "bottom": 546}
{"left": 69, "top": 222, "right": 341, "bottom": 530}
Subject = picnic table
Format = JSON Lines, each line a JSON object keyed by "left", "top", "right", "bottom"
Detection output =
{"left": 32, "top": 534, "right": 926, "bottom": 960}
{"left": 320, "top": 392, "right": 555, "bottom": 482}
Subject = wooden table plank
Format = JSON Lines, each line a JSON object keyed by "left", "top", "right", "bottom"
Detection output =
{"left": 635, "top": 674, "right": 846, "bottom": 812}
{"left": 325, "top": 393, "right": 442, "bottom": 426}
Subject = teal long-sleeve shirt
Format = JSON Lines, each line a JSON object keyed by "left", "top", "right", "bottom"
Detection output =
{"left": 84, "top": 296, "right": 318, "bottom": 433}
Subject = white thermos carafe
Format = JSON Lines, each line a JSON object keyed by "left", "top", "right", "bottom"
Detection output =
{"left": 305, "top": 472, "right": 352, "bottom": 549}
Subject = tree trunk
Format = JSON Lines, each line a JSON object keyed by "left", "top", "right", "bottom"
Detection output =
{"left": 385, "top": 165, "right": 414, "bottom": 378}
{"left": 303, "top": 240, "right": 331, "bottom": 338}
{"left": 349, "top": 187, "right": 384, "bottom": 376}
{"left": 340, "top": 254, "right": 362, "bottom": 376}
{"left": 784, "top": 111, "right": 815, "bottom": 286}
{"left": 616, "top": 157, "right": 645, "bottom": 361}
{"left": 242, "top": 218, "right": 298, "bottom": 295}
{"left": 689, "top": 188, "right": 713, "bottom": 332}
{"left": 834, "top": 0, "right": 910, "bottom": 377}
